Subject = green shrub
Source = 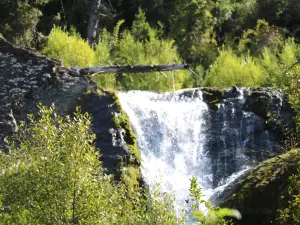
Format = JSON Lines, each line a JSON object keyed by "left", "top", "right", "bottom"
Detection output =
{"left": 92, "top": 11, "right": 195, "bottom": 91}
{"left": 43, "top": 12, "right": 194, "bottom": 92}
{"left": 238, "top": 20, "right": 283, "bottom": 56}
{"left": 205, "top": 49, "right": 268, "bottom": 87}
{"left": 43, "top": 26, "right": 95, "bottom": 67}
{"left": 258, "top": 47, "right": 282, "bottom": 86}
{"left": 0, "top": 105, "right": 186, "bottom": 225}
{"left": 188, "top": 177, "right": 241, "bottom": 224}
{"left": 0, "top": 1, "right": 44, "bottom": 48}
{"left": 257, "top": 38, "right": 300, "bottom": 87}
{"left": 278, "top": 39, "right": 300, "bottom": 68}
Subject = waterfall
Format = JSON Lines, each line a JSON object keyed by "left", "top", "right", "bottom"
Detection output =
{"left": 118, "top": 88, "right": 276, "bottom": 211}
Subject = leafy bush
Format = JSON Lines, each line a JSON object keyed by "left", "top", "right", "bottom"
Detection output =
{"left": 238, "top": 20, "right": 283, "bottom": 56}
{"left": 43, "top": 26, "right": 95, "bottom": 67}
{"left": 188, "top": 177, "right": 241, "bottom": 224}
{"left": 92, "top": 10, "right": 195, "bottom": 91}
{"left": 43, "top": 10, "right": 195, "bottom": 92}
{"left": 277, "top": 167, "right": 300, "bottom": 225}
{"left": 257, "top": 38, "right": 300, "bottom": 87}
{"left": 205, "top": 49, "right": 268, "bottom": 87}
{"left": 0, "top": 0, "right": 55, "bottom": 48}
{"left": 258, "top": 47, "right": 282, "bottom": 86}
{"left": 0, "top": 105, "right": 183, "bottom": 225}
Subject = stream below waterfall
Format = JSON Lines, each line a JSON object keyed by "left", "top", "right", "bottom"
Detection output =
{"left": 118, "top": 88, "right": 277, "bottom": 212}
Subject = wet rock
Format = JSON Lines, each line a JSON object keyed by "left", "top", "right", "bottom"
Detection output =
{"left": 243, "top": 88, "right": 282, "bottom": 119}
{"left": 200, "top": 88, "right": 227, "bottom": 112}
{"left": 178, "top": 87, "right": 294, "bottom": 188}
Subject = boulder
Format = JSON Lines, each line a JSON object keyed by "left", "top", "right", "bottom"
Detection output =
{"left": 219, "top": 149, "right": 299, "bottom": 225}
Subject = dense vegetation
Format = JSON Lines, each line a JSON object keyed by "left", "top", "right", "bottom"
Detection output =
{"left": 0, "top": 105, "right": 180, "bottom": 224}
{"left": 0, "top": 0, "right": 299, "bottom": 224}
{"left": 1, "top": 0, "right": 300, "bottom": 90}
{"left": 0, "top": 104, "right": 240, "bottom": 224}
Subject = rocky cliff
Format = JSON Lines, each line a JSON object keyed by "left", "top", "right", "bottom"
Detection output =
{"left": 0, "top": 38, "right": 90, "bottom": 145}
{"left": 0, "top": 39, "right": 136, "bottom": 177}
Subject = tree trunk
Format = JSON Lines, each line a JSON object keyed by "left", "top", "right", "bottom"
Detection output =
{"left": 87, "top": 0, "right": 102, "bottom": 47}
{"left": 80, "top": 64, "right": 190, "bottom": 75}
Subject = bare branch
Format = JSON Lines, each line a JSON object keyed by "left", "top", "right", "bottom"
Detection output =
{"left": 80, "top": 64, "right": 190, "bottom": 75}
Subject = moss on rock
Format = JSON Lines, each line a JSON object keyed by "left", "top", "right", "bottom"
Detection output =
{"left": 106, "top": 90, "right": 143, "bottom": 189}
{"left": 109, "top": 91, "right": 141, "bottom": 164}
{"left": 220, "top": 149, "right": 300, "bottom": 225}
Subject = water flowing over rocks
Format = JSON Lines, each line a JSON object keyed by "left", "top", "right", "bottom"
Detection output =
{"left": 118, "top": 88, "right": 294, "bottom": 212}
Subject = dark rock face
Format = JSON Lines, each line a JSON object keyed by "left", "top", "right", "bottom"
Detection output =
{"left": 0, "top": 39, "right": 136, "bottom": 178}
{"left": 212, "top": 88, "right": 293, "bottom": 187}
{"left": 179, "top": 88, "right": 294, "bottom": 188}
{"left": 80, "top": 92, "right": 130, "bottom": 176}
{"left": 243, "top": 88, "right": 294, "bottom": 143}
{"left": 0, "top": 38, "right": 91, "bottom": 147}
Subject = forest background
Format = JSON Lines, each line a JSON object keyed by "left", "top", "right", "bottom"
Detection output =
{"left": 1, "top": 0, "right": 300, "bottom": 90}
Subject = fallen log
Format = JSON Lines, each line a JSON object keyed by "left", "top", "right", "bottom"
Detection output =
{"left": 80, "top": 63, "right": 189, "bottom": 75}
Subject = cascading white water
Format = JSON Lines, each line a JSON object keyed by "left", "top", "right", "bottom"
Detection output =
{"left": 118, "top": 89, "right": 272, "bottom": 212}
{"left": 118, "top": 90, "right": 212, "bottom": 211}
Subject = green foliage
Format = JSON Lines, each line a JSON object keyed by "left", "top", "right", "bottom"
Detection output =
{"left": 205, "top": 49, "right": 268, "bottom": 87}
{"left": 42, "top": 9, "right": 195, "bottom": 92}
{"left": 258, "top": 38, "right": 300, "bottom": 87}
{"left": 95, "top": 29, "right": 113, "bottom": 65}
{"left": 277, "top": 167, "right": 300, "bottom": 225}
{"left": 0, "top": 104, "right": 184, "bottom": 225}
{"left": 238, "top": 20, "right": 283, "bottom": 55}
{"left": 0, "top": 104, "right": 105, "bottom": 224}
{"left": 113, "top": 19, "right": 125, "bottom": 43}
{"left": 188, "top": 177, "right": 241, "bottom": 225}
{"left": 258, "top": 47, "right": 282, "bottom": 86}
{"left": 131, "top": 9, "right": 152, "bottom": 42}
{"left": 0, "top": 1, "right": 41, "bottom": 47}
{"left": 269, "top": 43, "right": 300, "bottom": 224}
{"left": 112, "top": 105, "right": 141, "bottom": 164}
{"left": 92, "top": 11, "right": 195, "bottom": 91}
{"left": 203, "top": 38, "right": 300, "bottom": 88}
{"left": 43, "top": 26, "right": 95, "bottom": 67}
{"left": 281, "top": 55, "right": 300, "bottom": 143}
{"left": 169, "top": 0, "right": 218, "bottom": 66}
{"left": 0, "top": 0, "right": 56, "bottom": 48}
{"left": 214, "top": 0, "right": 236, "bottom": 25}
{"left": 92, "top": 74, "right": 116, "bottom": 91}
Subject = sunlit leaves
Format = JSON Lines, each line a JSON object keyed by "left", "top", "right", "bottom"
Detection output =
{"left": 0, "top": 105, "right": 183, "bottom": 225}
{"left": 43, "top": 26, "right": 95, "bottom": 67}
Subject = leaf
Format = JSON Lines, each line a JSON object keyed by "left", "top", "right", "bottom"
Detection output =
{"left": 216, "top": 208, "right": 242, "bottom": 220}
